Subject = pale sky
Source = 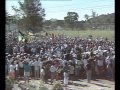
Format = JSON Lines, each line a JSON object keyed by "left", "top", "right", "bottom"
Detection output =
{"left": 6, "top": 0, "right": 115, "bottom": 21}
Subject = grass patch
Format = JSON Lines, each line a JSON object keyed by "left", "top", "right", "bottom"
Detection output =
{"left": 48, "top": 30, "right": 114, "bottom": 41}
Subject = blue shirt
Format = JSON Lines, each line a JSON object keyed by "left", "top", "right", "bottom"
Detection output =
{"left": 24, "top": 63, "right": 30, "bottom": 72}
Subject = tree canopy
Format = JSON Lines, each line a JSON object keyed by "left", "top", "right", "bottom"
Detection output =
{"left": 64, "top": 12, "right": 79, "bottom": 30}
{"left": 12, "top": 0, "right": 45, "bottom": 33}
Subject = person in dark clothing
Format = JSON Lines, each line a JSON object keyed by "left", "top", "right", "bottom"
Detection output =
{"left": 63, "top": 63, "right": 69, "bottom": 86}
{"left": 89, "top": 52, "right": 96, "bottom": 80}
{"left": 86, "top": 60, "right": 92, "bottom": 83}
{"left": 44, "top": 64, "right": 50, "bottom": 83}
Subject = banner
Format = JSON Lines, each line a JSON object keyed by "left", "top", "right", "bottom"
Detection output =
{"left": 18, "top": 30, "right": 27, "bottom": 42}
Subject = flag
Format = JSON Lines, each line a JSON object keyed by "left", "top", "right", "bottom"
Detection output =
{"left": 18, "top": 35, "right": 22, "bottom": 41}
{"left": 18, "top": 30, "right": 27, "bottom": 42}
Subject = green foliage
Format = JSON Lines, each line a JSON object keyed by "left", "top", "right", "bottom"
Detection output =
{"left": 29, "top": 80, "right": 48, "bottom": 90}
{"left": 48, "top": 30, "right": 114, "bottom": 41}
{"left": 64, "top": 12, "right": 79, "bottom": 30}
{"left": 84, "top": 12, "right": 114, "bottom": 30}
{"left": 13, "top": 0, "right": 45, "bottom": 33}
{"left": 52, "top": 81, "right": 63, "bottom": 90}
{"left": 6, "top": 76, "right": 15, "bottom": 90}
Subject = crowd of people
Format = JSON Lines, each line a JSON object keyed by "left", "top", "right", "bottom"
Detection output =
{"left": 5, "top": 32, "right": 115, "bottom": 86}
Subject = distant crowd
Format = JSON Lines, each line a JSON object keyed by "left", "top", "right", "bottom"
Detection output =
{"left": 6, "top": 32, "right": 115, "bottom": 86}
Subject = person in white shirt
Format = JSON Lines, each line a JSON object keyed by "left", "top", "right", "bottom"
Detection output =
{"left": 20, "top": 46, "right": 24, "bottom": 53}
{"left": 40, "top": 67, "right": 45, "bottom": 82}
{"left": 9, "top": 62, "right": 15, "bottom": 79}
{"left": 96, "top": 55, "right": 104, "bottom": 78}
{"left": 18, "top": 59, "right": 24, "bottom": 77}
{"left": 15, "top": 62, "right": 19, "bottom": 80}
{"left": 50, "top": 63, "right": 57, "bottom": 84}
{"left": 38, "top": 58, "right": 43, "bottom": 78}
{"left": 34, "top": 59, "right": 39, "bottom": 79}
{"left": 82, "top": 58, "right": 88, "bottom": 69}
{"left": 62, "top": 59, "right": 67, "bottom": 67}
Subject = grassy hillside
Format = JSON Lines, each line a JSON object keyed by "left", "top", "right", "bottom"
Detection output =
{"left": 48, "top": 30, "right": 114, "bottom": 41}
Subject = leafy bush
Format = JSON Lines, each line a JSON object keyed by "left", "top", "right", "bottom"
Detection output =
{"left": 38, "top": 80, "right": 48, "bottom": 90}
{"left": 20, "top": 80, "right": 48, "bottom": 90}
{"left": 52, "top": 82, "right": 63, "bottom": 90}
{"left": 6, "top": 76, "right": 15, "bottom": 90}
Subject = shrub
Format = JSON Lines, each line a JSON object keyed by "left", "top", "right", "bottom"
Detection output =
{"left": 6, "top": 76, "right": 15, "bottom": 90}
{"left": 52, "top": 82, "right": 63, "bottom": 90}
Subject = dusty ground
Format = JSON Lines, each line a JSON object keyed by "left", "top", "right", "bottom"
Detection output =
{"left": 12, "top": 79, "right": 114, "bottom": 90}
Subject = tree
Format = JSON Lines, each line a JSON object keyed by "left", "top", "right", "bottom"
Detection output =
{"left": 84, "top": 14, "right": 90, "bottom": 29}
{"left": 84, "top": 14, "right": 89, "bottom": 21}
{"left": 12, "top": 0, "right": 45, "bottom": 33}
{"left": 90, "top": 10, "right": 98, "bottom": 29}
{"left": 49, "top": 18, "right": 58, "bottom": 30}
{"left": 64, "top": 12, "right": 79, "bottom": 30}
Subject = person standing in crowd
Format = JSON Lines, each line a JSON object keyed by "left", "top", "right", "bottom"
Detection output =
{"left": 89, "top": 52, "right": 96, "bottom": 80}
{"left": 20, "top": 45, "right": 24, "bottom": 54}
{"left": 29, "top": 58, "right": 33, "bottom": 79}
{"left": 38, "top": 58, "right": 43, "bottom": 79}
{"left": 86, "top": 56, "right": 92, "bottom": 83}
{"left": 19, "top": 59, "right": 24, "bottom": 78}
{"left": 96, "top": 54, "right": 104, "bottom": 78}
{"left": 63, "top": 62, "right": 69, "bottom": 87}
{"left": 15, "top": 62, "right": 19, "bottom": 80}
{"left": 44, "top": 63, "right": 50, "bottom": 84}
{"left": 5, "top": 56, "right": 9, "bottom": 76}
{"left": 50, "top": 63, "right": 57, "bottom": 84}
{"left": 34, "top": 58, "right": 39, "bottom": 79}
{"left": 69, "top": 63, "right": 75, "bottom": 80}
{"left": 56, "top": 65, "right": 63, "bottom": 80}
{"left": 23, "top": 61, "right": 31, "bottom": 84}
{"left": 9, "top": 62, "right": 15, "bottom": 79}
{"left": 75, "top": 59, "right": 82, "bottom": 78}
{"left": 40, "top": 66, "right": 45, "bottom": 82}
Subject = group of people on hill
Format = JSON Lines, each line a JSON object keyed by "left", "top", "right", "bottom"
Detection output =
{"left": 6, "top": 32, "right": 115, "bottom": 86}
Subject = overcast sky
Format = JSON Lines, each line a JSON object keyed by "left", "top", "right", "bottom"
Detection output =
{"left": 6, "top": 0, "right": 115, "bottom": 21}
